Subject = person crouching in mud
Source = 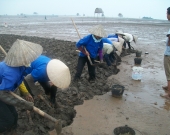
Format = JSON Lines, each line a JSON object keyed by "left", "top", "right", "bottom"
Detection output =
{"left": 0, "top": 39, "right": 42, "bottom": 135}
{"left": 73, "top": 25, "right": 106, "bottom": 83}
{"left": 102, "top": 38, "right": 120, "bottom": 74}
{"left": 25, "top": 55, "right": 70, "bottom": 106}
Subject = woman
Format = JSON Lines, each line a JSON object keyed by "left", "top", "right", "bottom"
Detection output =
{"left": 0, "top": 39, "right": 42, "bottom": 134}
{"left": 24, "top": 55, "right": 57, "bottom": 104}
{"left": 74, "top": 25, "right": 106, "bottom": 82}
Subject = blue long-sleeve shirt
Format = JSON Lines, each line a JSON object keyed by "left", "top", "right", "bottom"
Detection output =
{"left": 108, "top": 34, "right": 118, "bottom": 38}
{"left": 76, "top": 34, "right": 103, "bottom": 58}
{"left": 0, "top": 62, "right": 25, "bottom": 91}
{"left": 102, "top": 38, "right": 113, "bottom": 45}
{"left": 25, "top": 55, "right": 51, "bottom": 82}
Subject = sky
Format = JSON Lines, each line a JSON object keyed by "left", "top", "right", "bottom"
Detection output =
{"left": 0, "top": 0, "right": 169, "bottom": 20}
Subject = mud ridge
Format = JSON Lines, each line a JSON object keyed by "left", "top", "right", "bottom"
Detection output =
{"left": 0, "top": 34, "right": 120, "bottom": 135}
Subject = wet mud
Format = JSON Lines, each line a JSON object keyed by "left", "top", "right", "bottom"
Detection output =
{"left": 0, "top": 34, "right": 121, "bottom": 135}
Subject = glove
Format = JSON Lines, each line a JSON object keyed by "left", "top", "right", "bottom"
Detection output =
{"left": 18, "top": 82, "right": 34, "bottom": 102}
{"left": 0, "top": 91, "right": 34, "bottom": 110}
{"left": 18, "top": 81, "right": 29, "bottom": 95}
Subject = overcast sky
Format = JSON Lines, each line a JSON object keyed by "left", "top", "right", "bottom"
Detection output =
{"left": 0, "top": 0, "right": 169, "bottom": 20}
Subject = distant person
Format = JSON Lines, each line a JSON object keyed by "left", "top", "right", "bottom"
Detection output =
{"left": 45, "top": 16, "right": 47, "bottom": 20}
{"left": 162, "top": 7, "right": 170, "bottom": 99}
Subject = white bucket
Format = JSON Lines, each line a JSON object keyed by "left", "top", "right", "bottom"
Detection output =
{"left": 132, "top": 66, "right": 143, "bottom": 80}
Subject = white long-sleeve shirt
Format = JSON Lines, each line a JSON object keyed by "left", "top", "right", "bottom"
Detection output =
{"left": 123, "top": 33, "right": 133, "bottom": 42}
{"left": 103, "top": 43, "right": 113, "bottom": 54}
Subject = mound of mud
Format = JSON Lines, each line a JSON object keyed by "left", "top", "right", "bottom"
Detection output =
{"left": 0, "top": 34, "right": 117, "bottom": 135}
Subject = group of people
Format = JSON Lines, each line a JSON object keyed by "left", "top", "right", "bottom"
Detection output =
{"left": 0, "top": 24, "right": 137, "bottom": 134}
{"left": 0, "top": 39, "right": 71, "bottom": 134}
{"left": 1, "top": 7, "right": 169, "bottom": 135}
{"left": 73, "top": 25, "right": 137, "bottom": 82}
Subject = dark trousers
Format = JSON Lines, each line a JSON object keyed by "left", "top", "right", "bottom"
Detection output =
{"left": 75, "top": 56, "right": 95, "bottom": 79}
{"left": 123, "top": 41, "right": 131, "bottom": 49}
{"left": 24, "top": 78, "right": 57, "bottom": 103}
{"left": 104, "top": 52, "right": 115, "bottom": 66}
{"left": 0, "top": 100, "right": 18, "bottom": 133}
{"left": 39, "top": 82, "right": 57, "bottom": 103}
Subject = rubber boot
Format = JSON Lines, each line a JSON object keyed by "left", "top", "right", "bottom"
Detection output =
{"left": 88, "top": 76, "right": 95, "bottom": 83}
{"left": 113, "top": 65, "right": 120, "bottom": 75}
{"left": 73, "top": 76, "right": 80, "bottom": 82}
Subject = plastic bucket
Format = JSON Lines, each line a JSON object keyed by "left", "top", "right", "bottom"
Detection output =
{"left": 136, "top": 51, "right": 142, "bottom": 57}
{"left": 132, "top": 66, "right": 143, "bottom": 80}
{"left": 114, "top": 126, "right": 135, "bottom": 135}
{"left": 111, "top": 84, "right": 125, "bottom": 98}
{"left": 134, "top": 57, "right": 142, "bottom": 65}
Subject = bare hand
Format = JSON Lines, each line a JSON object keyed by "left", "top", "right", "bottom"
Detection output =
{"left": 49, "top": 81, "right": 53, "bottom": 86}
{"left": 100, "top": 60, "right": 104, "bottom": 63}
{"left": 168, "top": 39, "right": 170, "bottom": 46}
{"left": 25, "top": 94, "right": 34, "bottom": 102}
{"left": 85, "top": 51, "right": 90, "bottom": 56}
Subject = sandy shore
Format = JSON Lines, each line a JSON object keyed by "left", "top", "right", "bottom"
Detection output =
{"left": 0, "top": 16, "right": 170, "bottom": 135}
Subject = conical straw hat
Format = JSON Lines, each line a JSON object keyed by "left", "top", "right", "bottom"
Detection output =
{"left": 115, "top": 30, "right": 125, "bottom": 36}
{"left": 4, "top": 39, "right": 43, "bottom": 67}
{"left": 88, "top": 25, "right": 107, "bottom": 37}
{"left": 47, "top": 59, "right": 71, "bottom": 89}
{"left": 113, "top": 37, "right": 124, "bottom": 53}
{"left": 115, "top": 51, "right": 121, "bottom": 56}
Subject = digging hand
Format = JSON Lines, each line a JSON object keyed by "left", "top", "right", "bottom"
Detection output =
{"left": 86, "top": 51, "right": 90, "bottom": 56}
{"left": 0, "top": 91, "right": 34, "bottom": 110}
{"left": 24, "top": 93, "right": 34, "bottom": 102}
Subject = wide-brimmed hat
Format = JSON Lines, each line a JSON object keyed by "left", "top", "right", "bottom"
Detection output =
{"left": 88, "top": 25, "right": 107, "bottom": 37}
{"left": 47, "top": 59, "right": 71, "bottom": 89}
{"left": 115, "top": 30, "right": 125, "bottom": 36}
{"left": 115, "top": 51, "right": 121, "bottom": 56}
{"left": 167, "top": 30, "right": 170, "bottom": 37}
{"left": 113, "top": 37, "right": 124, "bottom": 53}
{"left": 132, "top": 35, "right": 138, "bottom": 43}
{"left": 4, "top": 39, "right": 43, "bottom": 67}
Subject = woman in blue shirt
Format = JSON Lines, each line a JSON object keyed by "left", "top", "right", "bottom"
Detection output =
{"left": 0, "top": 39, "right": 42, "bottom": 134}
{"left": 74, "top": 25, "right": 106, "bottom": 82}
{"left": 0, "top": 62, "right": 34, "bottom": 134}
{"left": 24, "top": 55, "right": 57, "bottom": 104}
